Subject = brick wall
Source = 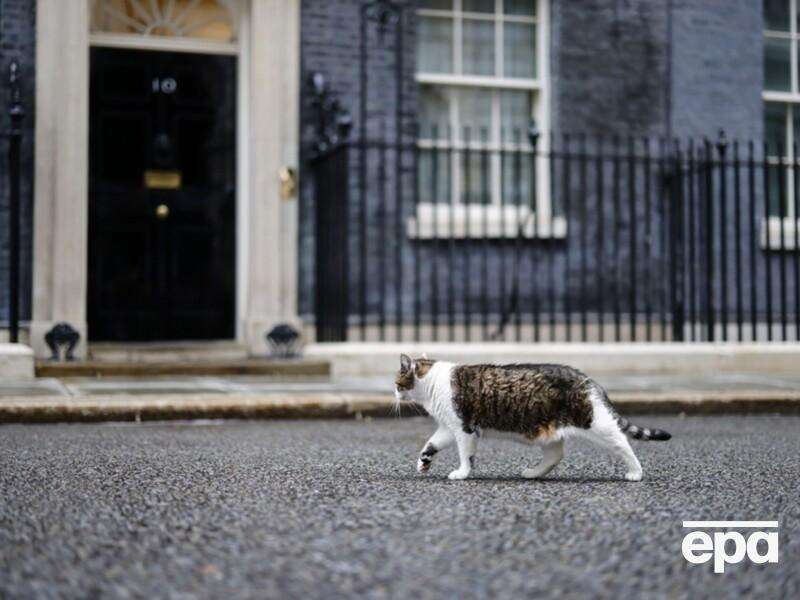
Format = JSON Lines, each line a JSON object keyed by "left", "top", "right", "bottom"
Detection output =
{"left": 552, "top": 0, "right": 670, "bottom": 137}
{"left": 670, "top": 0, "right": 764, "bottom": 141}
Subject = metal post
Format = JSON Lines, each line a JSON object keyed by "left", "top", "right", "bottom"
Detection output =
{"left": 431, "top": 125, "right": 440, "bottom": 341}
{"left": 733, "top": 140, "right": 743, "bottom": 342}
{"left": 513, "top": 129, "right": 523, "bottom": 342}
{"left": 480, "top": 128, "right": 490, "bottom": 339}
{"left": 596, "top": 136, "right": 606, "bottom": 342}
{"left": 309, "top": 73, "right": 352, "bottom": 342}
{"left": 394, "top": 9, "right": 404, "bottom": 342}
{"left": 612, "top": 136, "right": 621, "bottom": 341}
{"left": 644, "top": 138, "right": 653, "bottom": 341}
{"left": 669, "top": 142, "right": 685, "bottom": 342}
{"left": 687, "top": 140, "right": 697, "bottom": 341}
{"left": 716, "top": 130, "right": 729, "bottom": 341}
{"left": 762, "top": 141, "right": 773, "bottom": 341}
{"left": 548, "top": 132, "right": 557, "bottom": 341}
{"left": 627, "top": 136, "right": 637, "bottom": 341}
{"left": 464, "top": 126, "right": 472, "bottom": 340}
{"left": 704, "top": 139, "right": 715, "bottom": 341}
{"left": 748, "top": 142, "right": 757, "bottom": 341}
{"left": 528, "top": 121, "right": 540, "bottom": 342}
{"left": 8, "top": 62, "right": 24, "bottom": 344}
{"left": 563, "top": 133, "right": 572, "bottom": 341}
{"left": 578, "top": 133, "right": 588, "bottom": 342}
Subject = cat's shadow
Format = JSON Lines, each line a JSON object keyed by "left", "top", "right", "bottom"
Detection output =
{"left": 474, "top": 475, "right": 622, "bottom": 484}
{"left": 390, "top": 474, "right": 664, "bottom": 484}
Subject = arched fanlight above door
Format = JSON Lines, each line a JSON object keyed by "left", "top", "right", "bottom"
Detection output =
{"left": 90, "top": 0, "right": 240, "bottom": 50}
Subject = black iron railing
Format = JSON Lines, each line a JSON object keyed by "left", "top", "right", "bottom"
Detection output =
{"left": 311, "top": 119, "right": 800, "bottom": 343}
{"left": 3, "top": 61, "right": 24, "bottom": 343}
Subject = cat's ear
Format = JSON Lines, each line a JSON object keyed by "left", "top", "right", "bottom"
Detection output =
{"left": 400, "top": 354, "right": 413, "bottom": 373}
{"left": 421, "top": 352, "right": 429, "bottom": 360}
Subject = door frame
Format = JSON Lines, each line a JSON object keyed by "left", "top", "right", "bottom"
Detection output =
{"left": 31, "top": 0, "right": 300, "bottom": 358}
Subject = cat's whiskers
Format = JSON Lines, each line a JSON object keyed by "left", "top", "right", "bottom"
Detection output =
{"left": 408, "top": 401, "right": 426, "bottom": 417}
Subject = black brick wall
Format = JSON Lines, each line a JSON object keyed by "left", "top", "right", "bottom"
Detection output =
{"left": 670, "top": 0, "right": 763, "bottom": 141}
{"left": 552, "top": 0, "right": 669, "bottom": 137}
{"left": 0, "top": 0, "right": 34, "bottom": 325}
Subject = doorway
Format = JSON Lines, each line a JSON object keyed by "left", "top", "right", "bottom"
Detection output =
{"left": 88, "top": 47, "right": 237, "bottom": 341}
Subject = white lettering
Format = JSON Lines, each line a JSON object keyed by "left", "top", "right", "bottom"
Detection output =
{"left": 746, "top": 531, "right": 779, "bottom": 565}
{"left": 713, "top": 532, "right": 747, "bottom": 574}
{"left": 681, "top": 522, "right": 779, "bottom": 574}
{"left": 682, "top": 531, "right": 713, "bottom": 565}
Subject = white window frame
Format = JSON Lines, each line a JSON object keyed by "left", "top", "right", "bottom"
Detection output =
{"left": 411, "top": 0, "right": 563, "bottom": 239}
{"left": 763, "top": 0, "right": 800, "bottom": 248}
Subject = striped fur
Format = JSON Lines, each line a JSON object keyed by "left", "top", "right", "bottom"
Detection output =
{"left": 617, "top": 416, "right": 672, "bottom": 441}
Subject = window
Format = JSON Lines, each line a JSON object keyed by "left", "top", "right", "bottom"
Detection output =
{"left": 90, "top": 0, "right": 239, "bottom": 50}
{"left": 414, "top": 0, "right": 554, "bottom": 238}
{"left": 763, "top": 0, "right": 800, "bottom": 221}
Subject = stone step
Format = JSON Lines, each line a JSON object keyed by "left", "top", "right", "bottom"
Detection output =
{"left": 86, "top": 341, "right": 250, "bottom": 363}
{"left": 35, "top": 359, "right": 329, "bottom": 378}
{"left": 0, "top": 343, "right": 34, "bottom": 378}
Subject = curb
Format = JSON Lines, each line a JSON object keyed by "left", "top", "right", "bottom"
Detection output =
{"left": 1, "top": 391, "right": 800, "bottom": 424}
{"left": 0, "top": 394, "right": 404, "bottom": 424}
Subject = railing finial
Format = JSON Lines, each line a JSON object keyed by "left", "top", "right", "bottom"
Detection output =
{"left": 308, "top": 72, "right": 352, "bottom": 158}
{"left": 363, "top": 0, "right": 402, "bottom": 42}
{"left": 8, "top": 61, "right": 24, "bottom": 127}
{"left": 527, "top": 119, "right": 540, "bottom": 147}
{"left": 716, "top": 129, "right": 728, "bottom": 156}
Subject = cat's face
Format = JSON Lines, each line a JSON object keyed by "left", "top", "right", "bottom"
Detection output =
{"left": 394, "top": 354, "right": 435, "bottom": 403}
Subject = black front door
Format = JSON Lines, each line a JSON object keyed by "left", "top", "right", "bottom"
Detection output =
{"left": 89, "top": 48, "right": 236, "bottom": 341}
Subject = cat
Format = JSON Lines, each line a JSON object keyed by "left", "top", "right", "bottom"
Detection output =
{"left": 394, "top": 354, "right": 670, "bottom": 482}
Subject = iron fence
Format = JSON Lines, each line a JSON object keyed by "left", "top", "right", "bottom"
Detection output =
{"left": 3, "top": 61, "right": 24, "bottom": 343}
{"left": 311, "top": 110, "right": 800, "bottom": 343}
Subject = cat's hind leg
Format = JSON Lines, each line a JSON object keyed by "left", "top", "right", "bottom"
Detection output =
{"left": 586, "top": 401, "right": 643, "bottom": 481}
{"left": 417, "top": 426, "right": 455, "bottom": 473}
{"left": 593, "top": 429, "right": 642, "bottom": 482}
{"left": 521, "top": 439, "right": 564, "bottom": 479}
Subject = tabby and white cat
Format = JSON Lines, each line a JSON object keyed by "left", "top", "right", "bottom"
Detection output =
{"left": 394, "top": 354, "right": 670, "bottom": 481}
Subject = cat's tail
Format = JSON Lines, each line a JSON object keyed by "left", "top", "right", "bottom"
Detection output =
{"left": 593, "top": 383, "right": 672, "bottom": 441}
{"left": 616, "top": 416, "right": 672, "bottom": 441}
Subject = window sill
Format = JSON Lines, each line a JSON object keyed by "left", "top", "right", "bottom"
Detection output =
{"left": 406, "top": 203, "right": 567, "bottom": 240}
{"left": 760, "top": 217, "right": 800, "bottom": 251}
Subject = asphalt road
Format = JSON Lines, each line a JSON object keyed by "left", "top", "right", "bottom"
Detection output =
{"left": 1, "top": 416, "right": 798, "bottom": 599}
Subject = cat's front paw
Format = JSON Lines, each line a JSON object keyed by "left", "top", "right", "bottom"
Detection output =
{"left": 624, "top": 470, "right": 643, "bottom": 482}
{"left": 416, "top": 459, "right": 431, "bottom": 473}
{"left": 447, "top": 468, "right": 470, "bottom": 480}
